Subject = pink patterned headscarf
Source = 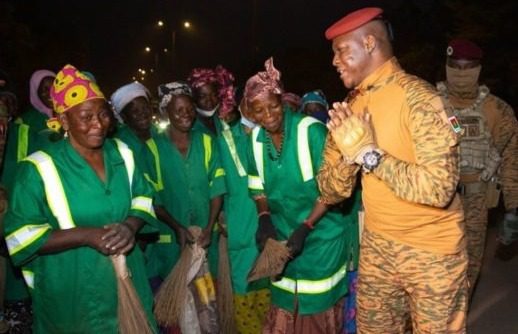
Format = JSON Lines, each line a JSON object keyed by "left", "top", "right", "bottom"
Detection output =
{"left": 244, "top": 57, "right": 283, "bottom": 104}
{"left": 187, "top": 65, "right": 236, "bottom": 118}
{"left": 30, "top": 69, "right": 56, "bottom": 118}
{"left": 50, "top": 64, "right": 105, "bottom": 114}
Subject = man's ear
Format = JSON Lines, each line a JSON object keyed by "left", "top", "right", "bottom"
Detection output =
{"left": 364, "top": 35, "right": 377, "bottom": 54}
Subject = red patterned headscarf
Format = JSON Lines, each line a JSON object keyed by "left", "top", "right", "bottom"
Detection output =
{"left": 187, "top": 65, "right": 236, "bottom": 118}
{"left": 244, "top": 57, "right": 283, "bottom": 104}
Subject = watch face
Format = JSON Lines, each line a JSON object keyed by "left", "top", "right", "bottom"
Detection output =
{"left": 363, "top": 151, "right": 380, "bottom": 170}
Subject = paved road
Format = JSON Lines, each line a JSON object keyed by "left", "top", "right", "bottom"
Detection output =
{"left": 468, "top": 220, "right": 518, "bottom": 334}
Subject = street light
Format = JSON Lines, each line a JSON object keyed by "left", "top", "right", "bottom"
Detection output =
{"left": 157, "top": 20, "right": 164, "bottom": 27}
{"left": 145, "top": 46, "right": 151, "bottom": 52}
{"left": 183, "top": 21, "right": 191, "bottom": 29}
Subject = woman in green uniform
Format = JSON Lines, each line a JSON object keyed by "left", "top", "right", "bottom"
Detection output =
{"left": 16, "top": 70, "right": 55, "bottom": 133}
{"left": 3, "top": 65, "right": 158, "bottom": 333}
{"left": 111, "top": 81, "right": 193, "bottom": 287}
{"left": 246, "top": 58, "right": 360, "bottom": 333}
{"left": 146, "top": 81, "right": 226, "bottom": 279}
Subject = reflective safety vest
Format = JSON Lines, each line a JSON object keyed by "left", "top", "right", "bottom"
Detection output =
{"left": 249, "top": 116, "right": 320, "bottom": 190}
{"left": 9, "top": 139, "right": 153, "bottom": 287}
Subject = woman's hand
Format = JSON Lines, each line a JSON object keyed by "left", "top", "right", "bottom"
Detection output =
{"left": 198, "top": 227, "right": 212, "bottom": 248}
{"left": 174, "top": 225, "right": 195, "bottom": 249}
{"left": 101, "top": 222, "right": 136, "bottom": 255}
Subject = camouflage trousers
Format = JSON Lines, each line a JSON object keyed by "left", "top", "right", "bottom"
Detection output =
{"left": 357, "top": 229, "right": 468, "bottom": 334}
{"left": 461, "top": 191, "right": 488, "bottom": 297}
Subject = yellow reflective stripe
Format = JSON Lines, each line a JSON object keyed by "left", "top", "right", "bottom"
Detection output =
{"left": 214, "top": 168, "right": 225, "bottom": 178}
{"left": 22, "top": 270, "right": 35, "bottom": 289}
{"left": 113, "top": 139, "right": 134, "bottom": 189}
{"left": 17, "top": 124, "right": 30, "bottom": 162}
{"left": 145, "top": 139, "right": 164, "bottom": 191}
{"left": 271, "top": 264, "right": 347, "bottom": 295}
{"left": 131, "top": 196, "right": 156, "bottom": 218}
{"left": 252, "top": 127, "right": 264, "bottom": 183}
{"left": 158, "top": 234, "right": 172, "bottom": 243}
{"left": 25, "top": 152, "right": 75, "bottom": 229}
{"left": 202, "top": 134, "right": 212, "bottom": 173}
{"left": 6, "top": 224, "right": 51, "bottom": 255}
{"left": 221, "top": 127, "right": 247, "bottom": 177}
{"left": 297, "top": 117, "right": 320, "bottom": 182}
{"left": 248, "top": 175, "right": 264, "bottom": 190}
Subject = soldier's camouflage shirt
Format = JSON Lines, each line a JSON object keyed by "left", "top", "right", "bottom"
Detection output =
{"left": 317, "top": 57, "right": 465, "bottom": 254}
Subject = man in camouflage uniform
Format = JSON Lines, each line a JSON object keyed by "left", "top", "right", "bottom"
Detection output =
{"left": 437, "top": 39, "right": 518, "bottom": 295}
{"left": 319, "top": 7, "right": 468, "bottom": 334}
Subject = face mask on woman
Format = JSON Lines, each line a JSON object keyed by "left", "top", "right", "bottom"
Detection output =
{"left": 196, "top": 104, "right": 219, "bottom": 117}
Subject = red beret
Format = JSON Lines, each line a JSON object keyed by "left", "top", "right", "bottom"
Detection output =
{"left": 325, "top": 7, "right": 384, "bottom": 40}
{"left": 447, "top": 39, "right": 483, "bottom": 60}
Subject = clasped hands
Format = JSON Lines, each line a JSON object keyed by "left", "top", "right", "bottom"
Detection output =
{"left": 88, "top": 222, "right": 137, "bottom": 256}
{"left": 327, "top": 102, "right": 377, "bottom": 165}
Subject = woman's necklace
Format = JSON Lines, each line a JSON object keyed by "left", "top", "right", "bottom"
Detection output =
{"left": 266, "top": 131, "right": 284, "bottom": 161}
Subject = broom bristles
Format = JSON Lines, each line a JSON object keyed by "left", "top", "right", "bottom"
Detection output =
{"left": 247, "top": 239, "right": 291, "bottom": 282}
{"left": 154, "top": 245, "right": 193, "bottom": 327}
{"left": 111, "top": 255, "right": 154, "bottom": 334}
{"left": 217, "top": 232, "right": 237, "bottom": 334}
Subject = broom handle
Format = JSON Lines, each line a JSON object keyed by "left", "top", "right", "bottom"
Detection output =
{"left": 111, "top": 255, "right": 129, "bottom": 279}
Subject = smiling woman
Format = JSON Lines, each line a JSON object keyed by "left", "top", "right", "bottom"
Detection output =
{"left": 3, "top": 64, "right": 158, "bottom": 333}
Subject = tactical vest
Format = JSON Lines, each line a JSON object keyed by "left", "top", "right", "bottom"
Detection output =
{"left": 437, "top": 82, "right": 501, "bottom": 181}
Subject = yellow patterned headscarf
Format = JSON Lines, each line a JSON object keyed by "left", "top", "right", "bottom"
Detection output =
{"left": 50, "top": 64, "right": 105, "bottom": 114}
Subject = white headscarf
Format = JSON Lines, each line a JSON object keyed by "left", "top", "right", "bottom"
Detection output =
{"left": 110, "top": 82, "right": 150, "bottom": 116}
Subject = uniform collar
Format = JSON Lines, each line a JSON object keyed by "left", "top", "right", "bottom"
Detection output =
{"left": 356, "top": 57, "right": 402, "bottom": 93}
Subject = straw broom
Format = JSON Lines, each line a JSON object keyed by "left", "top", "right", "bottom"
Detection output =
{"left": 217, "top": 222, "right": 237, "bottom": 334}
{"left": 154, "top": 227, "right": 203, "bottom": 327}
{"left": 247, "top": 238, "right": 291, "bottom": 282}
{"left": 110, "top": 254, "right": 154, "bottom": 334}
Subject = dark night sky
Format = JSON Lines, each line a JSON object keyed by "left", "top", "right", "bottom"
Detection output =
{"left": 1, "top": 0, "right": 517, "bottom": 109}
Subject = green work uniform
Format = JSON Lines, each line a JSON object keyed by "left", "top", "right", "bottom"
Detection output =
{"left": 248, "top": 110, "right": 359, "bottom": 315}
{"left": 145, "top": 128, "right": 226, "bottom": 279}
{"left": 0, "top": 122, "right": 39, "bottom": 302}
{"left": 114, "top": 124, "right": 165, "bottom": 278}
{"left": 216, "top": 119, "right": 267, "bottom": 294}
{"left": 3, "top": 139, "right": 158, "bottom": 333}
{"left": 16, "top": 107, "right": 49, "bottom": 134}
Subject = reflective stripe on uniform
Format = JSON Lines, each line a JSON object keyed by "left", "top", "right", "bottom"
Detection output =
{"left": 145, "top": 138, "right": 164, "bottom": 191}
{"left": 221, "top": 125, "right": 247, "bottom": 177}
{"left": 248, "top": 175, "right": 264, "bottom": 190}
{"left": 251, "top": 127, "right": 264, "bottom": 183}
{"left": 297, "top": 117, "right": 320, "bottom": 182}
{"left": 25, "top": 152, "right": 76, "bottom": 230}
{"left": 214, "top": 168, "right": 225, "bottom": 178}
{"left": 22, "top": 270, "right": 35, "bottom": 289}
{"left": 271, "top": 264, "right": 346, "bottom": 295}
{"left": 202, "top": 134, "right": 212, "bottom": 173}
{"left": 5, "top": 224, "right": 52, "bottom": 255}
{"left": 17, "top": 124, "right": 30, "bottom": 162}
{"left": 131, "top": 196, "right": 156, "bottom": 218}
{"left": 158, "top": 234, "right": 172, "bottom": 243}
{"left": 113, "top": 138, "right": 135, "bottom": 189}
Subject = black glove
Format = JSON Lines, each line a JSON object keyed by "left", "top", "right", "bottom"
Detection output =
{"left": 286, "top": 224, "right": 312, "bottom": 258}
{"left": 255, "top": 214, "right": 277, "bottom": 250}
